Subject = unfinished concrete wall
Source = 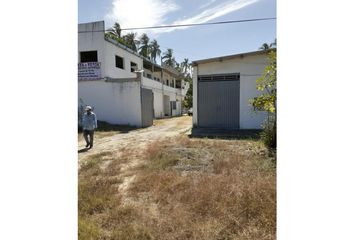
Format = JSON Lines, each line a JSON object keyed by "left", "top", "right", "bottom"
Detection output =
{"left": 78, "top": 79, "right": 142, "bottom": 127}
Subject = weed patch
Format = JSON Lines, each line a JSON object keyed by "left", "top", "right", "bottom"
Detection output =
{"left": 128, "top": 136, "right": 276, "bottom": 239}
{"left": 78, "top": 134, "right": 276, "bottom": 240}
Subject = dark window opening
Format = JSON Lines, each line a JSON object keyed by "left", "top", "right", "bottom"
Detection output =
{"left": 115, "top": 55, "right": 124, "bottom": 69}
{"left": 171, "top": 101, "right": 177, "bottom": 110}
{"left": 198, "top": 73, "right": 240, "bottom": 82}
{"left": 166, "top": 79, "right": 169, "bottom": 85}
{"left": 176, "top": 80, "right": 181, "bottom": 88}
{"left": 80, "top": 51, "right": 98, "bottom": 63}
{"left": 131, "top": 62, "right": 137, "bottom": 72}
{"left": 147, "top": 74, "right": 152, "bottom": 79}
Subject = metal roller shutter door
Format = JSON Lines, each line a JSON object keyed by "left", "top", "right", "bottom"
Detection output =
{"left": 141, "top": 88, "right": 154, "bottom": 127}
{"left": 198, "top": 73, "right": 240, "bottom": 129}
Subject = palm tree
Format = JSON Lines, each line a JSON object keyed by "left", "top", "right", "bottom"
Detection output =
{"left": 181, "top": 58, "right": 190, "bottom": 74}
{"left": 138, "top": 33, "right": 150, "bottom": 58}
{"left": 175, "top": 62, "right": 182, "bottom": 72}
{"left": 259, "top": 39, "right": 277, "bottom": 50}
{"left": 108, "top": 22, "right": 122, "bottom": 39}
{"left": 149, "top": 39, "right": 161, "bottom": 63}
{"left": 122, "top": 32, "right": 139, "bottom": 52}
{"left": 259, "top": 43, "right": 270, "bottom": 50}
{"left": 162, "top": 48, "right": 176, "bottom": 67}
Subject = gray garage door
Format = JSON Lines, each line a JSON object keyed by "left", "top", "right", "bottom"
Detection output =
{"left": 163, "top": 95, "right": 170, "bottom": 116}
{"left": 141, "top": 88, "right": 154, "bottom": 127}
{"left": 198, "top": 73, "right": 240, "bottom": 129}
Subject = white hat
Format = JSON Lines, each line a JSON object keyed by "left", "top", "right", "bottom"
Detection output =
{"left": 85, "top": 106, "right": 92, "bottom": 111}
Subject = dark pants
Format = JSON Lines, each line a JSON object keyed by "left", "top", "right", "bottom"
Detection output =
{"left": 83, "top": 130, "right": 94, "bottom": 148}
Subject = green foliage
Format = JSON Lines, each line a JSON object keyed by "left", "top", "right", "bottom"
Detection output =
{"left": 162, "top": 48, "right": 176, "bottom": 67}
{"left": 105, "top": 32, "right": 126, "bottom": 46}
{"left": 251, "top": 50, "right": 277, "bottom": 149}
{"left": 106, "top": 22, "right": 192, "bottom": 72}
{"left": 108, "top": 22, "right": 122, "bottom": 38}
{"left": 183, "top": 75, "right": 193, "bottom": 109}
{"left": 122, "top": 32, "right": 139, "bottom": 52}
{"left": 138, "top": 33, "right": 150, "bottom": 58}
{"left": 260, "top": 115, "right": 276, "bottom": 149}
{"left": 251, "top": 51, "right": 276, "bottom": 113}
{"left": 149, "top": 39, "right": 161, "bottom": 63}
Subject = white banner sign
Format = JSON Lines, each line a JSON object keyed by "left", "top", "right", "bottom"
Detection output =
{"left": 78, "top": 62, "right": 101, "bottom": 80}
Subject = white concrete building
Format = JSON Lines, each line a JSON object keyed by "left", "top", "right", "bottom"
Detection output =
{"left": 192, "top": 50, "right": 271, "bottom": 130}
{"left": 78, "top": 21, "right": 188, "bottom": 127}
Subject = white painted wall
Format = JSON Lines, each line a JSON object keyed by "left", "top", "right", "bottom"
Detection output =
{"left": 142, "top": 77, "right": 164, "bottom": 118}
{"left": 78, "top": 80, "right": 142, "bottom": 127}
{"left": 153, "top": 91, "right": 164, "bottom": 118}
{"left": 193, "top": 53, "right": 269, "bottom": 129}
{"left": 192, "top": 66, "right": 198, "bottom": 126}
{"left": 162, "top": 72, "right": 176, "bottom": 87}
{"left": 104, "top": 40, "right": 143, "bottom": 79}
{"left": 78, "top": 21, "right": 106, "bottom": 74}
{"left": 152, "top": 71, "right": 162, "bottom": 81}
{"left": 141, "top": 77, "right": 183, "bottom": 117}
{"left": 79, "top": 21, "right": 186, "bottom": 125}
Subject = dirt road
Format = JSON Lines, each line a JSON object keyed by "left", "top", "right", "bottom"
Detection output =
{"left": 78, "top": 116, "right": 192, "bottom": 164}
{"left": 78, "top": 116, "right": 192, "bottom": 203}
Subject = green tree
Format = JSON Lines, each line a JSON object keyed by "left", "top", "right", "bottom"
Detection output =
{"left": 175, "top": 62, "right": 182, "bottom": 72}
{"left": 138, "top": 33, "right": 150, "bottom": 58}
{"left": 259, "top": 43, "right": 270, "bottom": 50}
{"left": 149, "top": 39, "right": 161, "bottom": 63}
{"left": 260, "top": 39, "right": 277, "bottom": 50}
{"left": 161, "top": 48, "right": 176, "bottom": 67}
{"left": 122, "top": 32, "right": 139, "bottom": 52}
{"left": 179, "top": 59, "right": 193, "bottom": 109}
{"left": 108, "top": 22, "right": 122, "bottom": 38}
{"left": 183, "top": 75, "right": 193, "bottom": 109}
{"left": 251, "top": 50, "right": 276, "bottom": 148}
{"left": 181, "top": 58, "right": 191, "bottom": 75}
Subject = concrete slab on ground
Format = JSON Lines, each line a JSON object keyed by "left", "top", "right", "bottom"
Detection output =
{"left": 190, "top": 128, "right": 261, "bottom": 139}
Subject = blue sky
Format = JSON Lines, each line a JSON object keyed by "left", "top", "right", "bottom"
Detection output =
{"left": 79, "top": 0, "right": 276, "bottom": 63}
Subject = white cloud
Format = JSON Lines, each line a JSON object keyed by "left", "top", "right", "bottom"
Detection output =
{"left": 176, "top": 0, "right": 259, "bottom": 28}
{"left": 152, "top": 0, "right": 260, "bottom": 34}
{"left": 199, "top": 0, "right": 217, "bottom": 9}
{"left": 106, "top": 0, "right": 259, "bottom": 36}
{"left": 105, "top": 0, "right": 179, "bottom": 35}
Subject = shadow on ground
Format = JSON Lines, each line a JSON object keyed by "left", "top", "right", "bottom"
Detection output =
{"left": 189, "top": 128, "right": 261, "bottom": 140}
{"left": 79, "top": 120, "right": 138, "bottom": 134}
{"left": 78, "top": 148, "right": 90, "bottom": 153}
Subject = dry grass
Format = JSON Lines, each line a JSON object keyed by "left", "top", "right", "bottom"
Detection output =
{"left": 78, "top": 121, "right": 138, "bottom": 142}
{"left": 130, "top": 136, "right": 276, "bottom": 240}
{"left": 78, "top": 149, "right": 141, "bottom": 240}
{"left": 78, "top": 135, "right": 276, "bottom": 240}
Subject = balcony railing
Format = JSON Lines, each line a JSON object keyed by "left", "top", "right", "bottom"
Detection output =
{"left": 142, "top": 77, "right": 182, "bottom": 94}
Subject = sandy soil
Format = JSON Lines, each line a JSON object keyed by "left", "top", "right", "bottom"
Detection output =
{"left": 78, "top": 116, "right": 192, "bottom": 162}
{"left": 78, "top": 116, "right": 192, "bottom": 202}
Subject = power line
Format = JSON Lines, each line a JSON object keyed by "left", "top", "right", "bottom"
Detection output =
{"left": 78, "top": 17, "right": 276, "bottom": 33}
{"left": 159, "top": 45, "right": 208, "bottom": 60}
{"left": 121, "top": 17, "right": 276, "bottom": 31}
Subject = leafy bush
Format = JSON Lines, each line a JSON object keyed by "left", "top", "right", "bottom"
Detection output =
{"left": 261, "top": 115, "right": 276, "bottom": 149}
{"left": 250, "top": 50, "right": 277, "bottom": 150}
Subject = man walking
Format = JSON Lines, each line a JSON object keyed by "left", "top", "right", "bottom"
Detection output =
{"left": 82, "top": 106, "right": 97, "bottom": 149}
